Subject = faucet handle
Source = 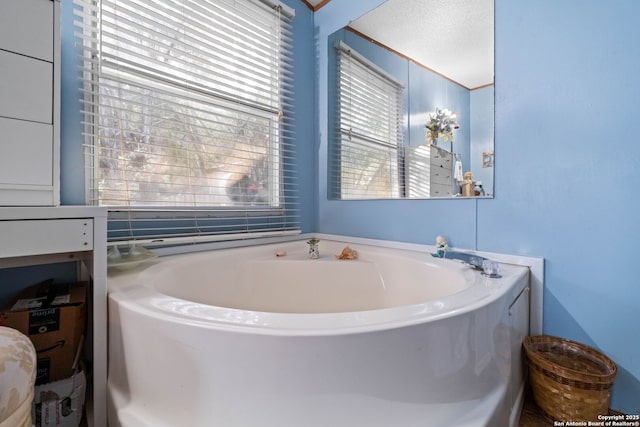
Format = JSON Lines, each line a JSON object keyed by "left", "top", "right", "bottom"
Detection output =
{"left": 468, "top": 255, "right": 485, "bottom": 269}
{"left": 481, "top": 259, "right": 501, "bottom": 278}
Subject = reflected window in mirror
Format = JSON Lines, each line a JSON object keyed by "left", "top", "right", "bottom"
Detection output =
{"left": 332, "top": 42, "right": 404, "bottom": 199}
{"left": 326, "top": 0, "right": 494, "bottom": 200}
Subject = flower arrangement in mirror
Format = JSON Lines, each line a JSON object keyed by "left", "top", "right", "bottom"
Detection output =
{"left": 426, "top": 108, "right": 459, "bottom": 146}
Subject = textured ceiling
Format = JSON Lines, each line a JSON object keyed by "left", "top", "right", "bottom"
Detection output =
{"left": 345, "top": 0, "right": 494, "bottom": 89}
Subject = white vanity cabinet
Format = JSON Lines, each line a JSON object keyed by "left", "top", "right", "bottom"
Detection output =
{"left": 0, "top": 0, "right": 60, "bottom": 206}
{"left": 0, "top": 207, "right": 107, "bottom": 427}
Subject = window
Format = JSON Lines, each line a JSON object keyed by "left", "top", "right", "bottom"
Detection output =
{"left": 74, "top": 0, "right": 297, "bottom": 243}
{"left": 333, "top": 41, "right": 404, "bottom": 199}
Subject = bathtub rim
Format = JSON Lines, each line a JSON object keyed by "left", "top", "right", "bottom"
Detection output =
{"left": 107, "top": 238, "right": 531, "bottom": 337}
{"left": 109, "top": 273, "right": 523, "bottom": 338}
{"left": 136, "top": 232, "right": 543, "bottom": 334}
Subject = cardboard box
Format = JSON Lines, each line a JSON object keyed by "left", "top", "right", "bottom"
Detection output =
{"left": 0, "top": 281, "right": 86, "bottom": 384}
{"left": 33, "top": 369, "right": 86, "bottom": 427}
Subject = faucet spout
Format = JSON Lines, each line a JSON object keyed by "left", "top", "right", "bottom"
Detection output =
{"left": 442, "top": 250, "right": 501, "bottom": 278}
{"left": 442, "top": 250, "right": 486, "bottom": 269}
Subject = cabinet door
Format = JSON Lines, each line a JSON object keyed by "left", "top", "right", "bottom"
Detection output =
{"left": 0, "top": 0, "right": 54, "bottom": 61}
{"left": 0, "top": 0, "right": 59, "bottom": 206}
{"left": 0, "top": 118, "right": 53, "bottom": 186}
{"left": 0, "top": 50, "right": 53, "bottom": 123}
{"left": 508, "top": 284, "right": 530, "bottom": 410}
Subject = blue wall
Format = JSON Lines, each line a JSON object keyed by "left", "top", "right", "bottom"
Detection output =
{"left": 316, "top": 0, "right": 640, "bottom": 413}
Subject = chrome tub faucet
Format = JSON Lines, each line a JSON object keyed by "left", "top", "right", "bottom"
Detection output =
{"left": 443, "top": 250, "right": 501, "bottom": 278}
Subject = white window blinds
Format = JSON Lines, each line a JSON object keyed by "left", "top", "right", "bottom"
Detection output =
{"left": 333, "top": 41, "right": 404, "bottom": 199}
{"left": 73, "top": 0, "right": 298, "bottom": 244}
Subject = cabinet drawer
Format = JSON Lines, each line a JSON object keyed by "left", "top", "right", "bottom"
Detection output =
{"left": 0, "top": 50, "right": 53, "bottom": 123}
{"left": 430, "top": 183, "right": 452, "bottom": 197}
{"left": 430, "top": 158, "right": 452, "bottom": 169}
{"left": 430, "top": 148, "right": 452, "bottom": 167}
{"left": 0, "top": 0, "right": 54, "bottom": 61}
{"left": 0, "top": 117, "right": 53, "bottom": 186}
{"left": 0, "top": 219, "right": 93, "bottom": 257}
{"left": 430, "top": 167, "right": 452, "bottom": 184}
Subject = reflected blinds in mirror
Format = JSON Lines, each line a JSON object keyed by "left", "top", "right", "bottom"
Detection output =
{"left": 404, "top": 145, "right": 431, "bottom": 198}
{"left": 333, "top": 41, "right": 404, "bottom": 199}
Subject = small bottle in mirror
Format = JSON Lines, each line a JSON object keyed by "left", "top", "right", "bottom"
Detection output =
{"left": 462, "top": 172, "right": 474, "bottom": 196}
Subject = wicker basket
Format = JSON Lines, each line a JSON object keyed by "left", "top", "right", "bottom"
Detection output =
{"left": 523, "top": 335, "right": 617, "bottom": 422}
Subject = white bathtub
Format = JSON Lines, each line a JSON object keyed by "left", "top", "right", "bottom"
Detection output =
{"left": 107, "top": 239, "right": 530, "bottom": 427}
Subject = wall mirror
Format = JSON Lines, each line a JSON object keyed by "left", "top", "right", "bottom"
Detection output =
{"left": 327, "top": 0, "right": 494, "bottom": 199}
